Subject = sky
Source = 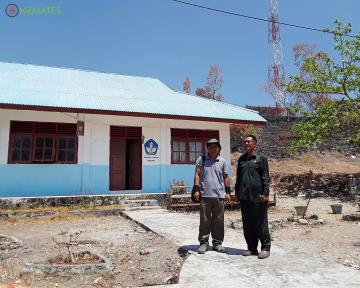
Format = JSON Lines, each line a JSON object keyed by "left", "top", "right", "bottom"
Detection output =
{"left": 1, "top": 0, "right": 359, "bottom": 107}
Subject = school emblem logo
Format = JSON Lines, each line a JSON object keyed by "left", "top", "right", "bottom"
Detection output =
{"left": 144, "top": 139, "right": 158, "bottom": 155}
{"left": 5, "top": 4, "right": 19, "bottom": 17}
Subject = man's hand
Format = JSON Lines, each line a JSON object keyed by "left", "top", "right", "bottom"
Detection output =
{"left": 192, "top": 185, "right": 201, "bottom": 203}
{"left": 194, "top": 191, "right": 201, "bottom": 202}
{"left": 260, "top": 195, "right": 269, "bottom": 203}
{"left": 224, "top": 186, "right": 232, "bottom": 203}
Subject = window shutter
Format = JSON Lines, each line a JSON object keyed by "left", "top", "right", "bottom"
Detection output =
{"left": 10, "top": 121, "right": 34, "bottom": 133}
{"left": 171, "top": 129, "right": 187, "bottom": 138}
{"left": 188, "top": 129, "right": 203, "bottom": 138}
{"left": 57, "top": 123, "right": 77, "bottom": 135}
{"left": 126, "top": 127, "right": 142, "bottom": 139}
{"left": 110, "top": 126, "right": 142, "bottom": 139}
{"left": 110, "top": 126, "right": 126, "bottom": 138}
{"left": 34, "top": 122, "right": 57, "bottom": 134}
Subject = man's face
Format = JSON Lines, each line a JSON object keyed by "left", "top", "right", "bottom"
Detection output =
{"left": 244, "top": 137, "right": 256, "bottom": 153}
{"left": 207, "top": 143, "right": 220, "bottom": 157}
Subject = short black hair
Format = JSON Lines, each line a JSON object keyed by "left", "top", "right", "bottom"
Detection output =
{"left": 245, "top": 134, "right": 257, "bottom": 143}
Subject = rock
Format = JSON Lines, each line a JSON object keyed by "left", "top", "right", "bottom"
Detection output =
{"left": 308, "top": 214, "right": 319, "bottom": 220}
{"left": 298, "top": 219, "right": 308, "bottom": 225}
{"left": 94, "top": 277, "right": 102, "bottom": 284}
{"left": 310, "top": 219, "right": 324, "bottom": 225}
{"left": 0, "top": 234, "right": 23, "bottom": 250}
{"left": 302, "top": 189, "right": 328, "bottom": 198}
{"left": 288, "top": 215, "right": 300, "bottom": 222}
{"left": 139, "top": 250, "right": 150, "bottom": 256}
{"left": 163, "top": 273, "right": 177, "bottom": 284}
{"left": 343, "top": 214, "right": 360, "bottom": 222}
{"left": 0, "top": 253, "right": 14, "bottom": 261}
{"left": 268, "top": 219, "right": 283, "bottom": 229}
{"left": 230, "top": 219, "right": 242, "bottom": 230}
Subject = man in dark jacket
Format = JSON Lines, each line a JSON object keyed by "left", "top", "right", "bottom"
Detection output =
{"left": 235, "top": 135, "right": 271, "bottom": 259}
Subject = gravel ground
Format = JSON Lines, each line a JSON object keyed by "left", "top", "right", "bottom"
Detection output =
{"left": 0, "top": 210, "right": 184, "bottom": 288}
{"left": 225, "top": 195, "right": 360, "bottom": 270}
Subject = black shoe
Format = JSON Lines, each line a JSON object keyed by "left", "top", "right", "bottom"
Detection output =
{"left": 258, "top": 250, "right": 270, "bottom": 259}
{"left": 213, "top": 243, "right": 226, "bottom": 253}
{"left": 242, "top": 250, "right": 258, "bottom": 256}
{"left": 198, "top": 243, "right": 209, "bottom": 254}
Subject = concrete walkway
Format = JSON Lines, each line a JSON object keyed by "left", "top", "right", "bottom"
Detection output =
{"left": 124, "top": 209, "right": 359, "bottom": 288}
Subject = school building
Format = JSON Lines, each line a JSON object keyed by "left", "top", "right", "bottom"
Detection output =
{"left": 0, "top": 62, "right": 266, "bottom": 197}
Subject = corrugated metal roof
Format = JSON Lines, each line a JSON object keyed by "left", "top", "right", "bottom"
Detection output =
{"left": 0, "top": 62, "right": 266, "bottom": 123}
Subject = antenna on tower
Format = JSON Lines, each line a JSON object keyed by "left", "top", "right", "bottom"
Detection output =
{"left": 268, "top": 0, "right": 285, "bottom": 116}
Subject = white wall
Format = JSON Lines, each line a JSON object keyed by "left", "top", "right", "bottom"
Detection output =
{"left": 0, "top": 109, "right": 79, "bottom": 164}
{"left": 0, "top": 108, "right": 234, "bottom": 194}
{"left": 81, "top": 113, "right": 231, "bottom": 167}
{"left": 0, "top": 109, "right": 231, "bottom": 167}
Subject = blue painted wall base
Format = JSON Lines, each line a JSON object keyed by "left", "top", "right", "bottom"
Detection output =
{"left": 0, "top": 164, "right": 231, "bottom": 197}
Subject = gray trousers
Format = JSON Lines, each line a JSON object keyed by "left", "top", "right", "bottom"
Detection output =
{"left": 198, "top": 197, "right": 225, "bottom": 245}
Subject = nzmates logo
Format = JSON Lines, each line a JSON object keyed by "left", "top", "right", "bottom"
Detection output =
{"left": 5, "top": 4, "right": 19, "bottom": 17}
{"left": 144, "top": 139, "right": 158, "bottom": 156}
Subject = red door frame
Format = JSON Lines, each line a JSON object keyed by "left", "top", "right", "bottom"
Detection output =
{"left": 109, "top": 126, "right": 142, "bottom": 191}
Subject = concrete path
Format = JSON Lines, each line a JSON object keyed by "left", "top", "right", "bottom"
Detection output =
{"left": 124, "top": 209, "right": 359, "bottom": 288}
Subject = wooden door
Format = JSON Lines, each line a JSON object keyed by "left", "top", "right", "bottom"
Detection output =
{"left": 127, "top": 139, "right": 142, "bottom": 190}
{"left": 110, "top": 139, "right": 126, "bottom": 190}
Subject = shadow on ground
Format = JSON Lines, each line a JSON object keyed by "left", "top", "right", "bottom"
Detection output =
{"left": 178, "top": 244, "right": 245, "bottom": 256}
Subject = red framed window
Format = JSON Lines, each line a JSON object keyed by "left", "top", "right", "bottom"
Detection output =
{"left": 33, "top": 135, "right": 55, "bottom": 162}
{"left": 9, "top": 134, "right": 32, "bottom": 163}
{"left": 172, "top": 140, "right": 187, "bottom": 163}
{"left": 57, "top": 136, "right": 77, "bottom": 163}
{"left": 8, "top": 121, "right": 78, "bottom": 164}
{"left": 171, "top": 129, "right": 219, "bottom": 164}
{"left": 189, "top": 140, "right": 203, "bottom": 162}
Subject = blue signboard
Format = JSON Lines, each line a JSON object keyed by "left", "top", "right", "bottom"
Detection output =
{"left": 144, "top": 139, "right": 158, "bottom": 156}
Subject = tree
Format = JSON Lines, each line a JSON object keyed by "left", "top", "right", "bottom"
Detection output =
{"left": 291, "top": 43, "right": 331, "bottom": 113}
{"left": 196, "top": 65, "right": 224, "bottom": 101}
{"left": 286, "top": 20, "right": 360, "bottom": 152}
{"left": 183, "top": 77, "right": 192, "bottom": 94}
{"left": 195, "top": 87, "right": 207, "bottom": 97}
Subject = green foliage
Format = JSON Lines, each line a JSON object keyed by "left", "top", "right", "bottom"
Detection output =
{"left": 286, "top": 21, "right": 360, "bottom": 152}
{"left": 287, "top": 21, "right": 360, "bottom": 99}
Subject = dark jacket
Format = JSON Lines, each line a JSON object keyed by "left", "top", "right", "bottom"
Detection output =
{"left": 235, "top": 152, "right": 270, "bottom": 203}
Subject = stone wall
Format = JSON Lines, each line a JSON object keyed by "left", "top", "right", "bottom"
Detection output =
{"left": 231, "top": 117, "right": 359, "bottom": 158}
{"left": 0, "top": 193, "right": 168, "bottom": 210}
{"left": 272, "top": 172, "right": 360, "bottom": 199}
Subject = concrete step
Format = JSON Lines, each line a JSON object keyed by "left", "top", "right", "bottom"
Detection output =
{"left": 119, "top": 199, "right": 160, "bottom": 210}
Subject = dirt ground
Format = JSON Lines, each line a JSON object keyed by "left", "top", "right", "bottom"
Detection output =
{"left": 225, "top": 195, "right": 360, "bottom": 270}
{"left": 231, "top": 151, "right": 360, "bottom": 178}
{"left": 0, "top": 210, "right": 184, "bottom": 288}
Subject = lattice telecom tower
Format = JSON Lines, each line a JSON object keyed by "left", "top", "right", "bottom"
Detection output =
{"left": 268, "top": 0, "right": 285, "bottom": 109}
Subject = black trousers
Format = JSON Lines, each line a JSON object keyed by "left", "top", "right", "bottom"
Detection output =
{"left": 198, "top": 197, "right": 224, "bottom": 245}
{"left": 240, "top": 199, "right": 271, "bottom": 252}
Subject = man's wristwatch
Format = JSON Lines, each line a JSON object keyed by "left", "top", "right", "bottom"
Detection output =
{"left": 225, "top": 186, "right": 231, "bottom": 194}
{"left": 192, "top": 185, "right": 201, "bottom": 193}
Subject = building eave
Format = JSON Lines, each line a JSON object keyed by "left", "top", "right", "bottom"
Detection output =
{"left": 0, "top": 104, "right": 267, "bottom": 126}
